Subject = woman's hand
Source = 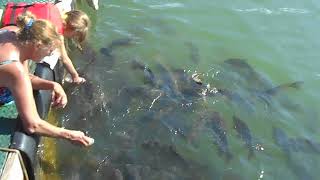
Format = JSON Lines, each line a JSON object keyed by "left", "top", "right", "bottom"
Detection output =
{"left": 72, "top": 76, "right": 86, "bottom": 84}
{"left": 51, "top": 82, "right": 68, "bottom": 108}
{"left": 63, "top": 130, "right": 95, "bottom": 146}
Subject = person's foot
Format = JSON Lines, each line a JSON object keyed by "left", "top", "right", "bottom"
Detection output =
{"left": 86, "top": 0, "right": 99, "bottom": 10}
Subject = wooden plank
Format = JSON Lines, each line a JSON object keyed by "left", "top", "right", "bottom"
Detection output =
{"left": 1, "top": 152, "right": 25, "bottom": 180}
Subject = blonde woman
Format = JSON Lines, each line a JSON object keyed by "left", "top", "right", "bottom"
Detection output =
{"left": 0, "top": 12, "right": 94, "bottom": 146}
{"left": 2, "top": 2, "right": 91, "bottom": 84}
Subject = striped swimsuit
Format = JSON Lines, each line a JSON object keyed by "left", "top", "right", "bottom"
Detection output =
{"left": 0, "top": 29, "right": 18, "bottom": 105}
{"left": 0, "top": 60, "right": 19, "bottom": 105}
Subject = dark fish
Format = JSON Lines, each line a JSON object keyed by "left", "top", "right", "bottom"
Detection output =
{"left": 130, "top": 60, "right": 156, "bottom": 86}
{"left": 273, "top": 127, "right": 314, "bottom": 180}
{"left": 156, "top": 63, "right": 176, "bottom": 91}
{"left": 120, "top": 86, "right": 150, "bottom": 98}
{"left": 288, "top": 159, "right": 313, "bottom": 180}
{"left": 223, "top": 58, "right": 272, "bottom": 89}
{"left": 184, "top": 41, "right": 200, "bottom": 63}
{"left": 82, "top": 43, "right": 97, "bottom": 62}
{"left": 272, "top": 127, "right": 291, "bottom": 154}
{"left": 79, "top": 43, "right": 98, "bottom": 74}
{"left": 100, "top": 38, "right": 132, "bottom": 57}
{"left": 253, "top": 81, "right": 303, "bottom": 111}
{"left": 160, "top": 114, "right": 188, "bottom": 139}
{"left": 153, "top": 63, "right": 183, "bottom": 101}
{"left": 233, "top": 116, "right": 254, "bottom": 159}
{"left": 131, "top": 59, "right": 146, "bottom": 70}
{"left": 217, "top": 88, "right": 255, "bottom": 113}
{"left": 108, "top": 38, "right": 132, "bottom": 49}
{"left": 99, "top": 47, "right": 113, "bottom": 57}
{"left": 207, "top": 112, "right": 233, "bottom": 162}
{"left": 171, "top": 69, "right": 204, "bottom": 98}
{"left": 303, "top": 139, "right": 320, "bottom": 154}
{"left": 263, "top": 81, "right": 303, "bottom": 96}
{"left": 141, "top": 139, "right": 187, "bottom": 165}
{"left": 222, "top": 171, "right": 244, "bottom": 180}
{"left": 273, "top": 127, "right": 320, "bottom": 155}
{"left": 290, "top": 138, "right": 320, "bottom": 155}
{"left": 224, "top": 58, "right": 254, "bottom": 72}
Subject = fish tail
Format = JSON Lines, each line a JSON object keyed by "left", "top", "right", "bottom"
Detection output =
{"left": 225, "top": 151, "right": 233, "bottom": 163}
{"left": 288, "top": 81, "right": 303, "bottom": 89}
{"left": 248, "top": 148, "right": 255, "bottom": 160}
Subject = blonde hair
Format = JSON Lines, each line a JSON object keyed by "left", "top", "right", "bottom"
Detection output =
{"left": 16, "top": 12, "right": 61, "bottom": 47}
{"left": 64, "top": 10, "right": 91, "bottom": 43}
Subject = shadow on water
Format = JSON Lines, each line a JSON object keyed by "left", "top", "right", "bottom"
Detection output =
{"left": 37, "top": 46, "right": 316, "bottom": 179}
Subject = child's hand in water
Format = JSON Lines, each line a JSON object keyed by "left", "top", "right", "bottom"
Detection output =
{"left": 73, "top": 76, "right": 86, "bottom": 84}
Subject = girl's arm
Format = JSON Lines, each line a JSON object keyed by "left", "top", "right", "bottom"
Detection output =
{"left": 59, "top": 36, "right": 86, "bottom": 84}
{"left": 29, "top": 74, "right": 67, "bottom": 108}
{"left": 7, "top": 62, "right": 93, "bottom": 146}
{"left": 22, "top": 59, "right": 67, "bottom": 108}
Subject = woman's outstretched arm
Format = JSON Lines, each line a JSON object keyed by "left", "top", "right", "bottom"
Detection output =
{"left": 7, "top": 62, "right": 94, "bottom": 146}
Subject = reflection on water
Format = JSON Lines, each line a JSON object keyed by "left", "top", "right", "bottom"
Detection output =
{"left": 37, "top": 0, "right": 320, "bottom": 179}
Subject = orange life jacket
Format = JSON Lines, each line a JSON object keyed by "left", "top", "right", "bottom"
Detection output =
{"left": 1, "top": 2, "right": 64, "bottom": 34}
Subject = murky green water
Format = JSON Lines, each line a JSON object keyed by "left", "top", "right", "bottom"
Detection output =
{"left": 38, "top": 0, "right": 320, "bottom": 179}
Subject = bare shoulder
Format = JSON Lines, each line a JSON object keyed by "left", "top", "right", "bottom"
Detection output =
{"left": 0, "top": 62, "right": 26, "bottom": 86}
{"left": 1, "top": 26, "right": 19, "bottom": 32}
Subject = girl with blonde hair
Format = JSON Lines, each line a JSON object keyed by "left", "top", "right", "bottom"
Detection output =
{"left": 2, "top": 2, "right": 91, "bottom": 84}
{"left": 0, "top": 12, "right": 94, "bottom": 146}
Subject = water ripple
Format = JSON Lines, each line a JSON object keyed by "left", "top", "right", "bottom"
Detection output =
{"left": 233, "top": 7, "right": 310, "bottom": 15}
{"left": 149, "top": 3, "right": 185, "bottom": 9}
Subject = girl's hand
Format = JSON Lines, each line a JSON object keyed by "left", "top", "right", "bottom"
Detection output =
{"left": 51, "top": 82, "right": 68, "bottom": 108}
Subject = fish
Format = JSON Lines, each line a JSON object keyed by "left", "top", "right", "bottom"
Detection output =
{"left": 207, "top": 111, "right": 233, "bottom": 162}
{"left": 171, "top": 69, "right": 204, "bottom": 98}
{"left": 153, "top": 63, "right": 190, "bottom": 104}
{"left": 99, "top": 47, "right": 113, "bottom": 58}
{"left": 272, "top": 127, "right": 292, "bottom": 155}
{"left": 233, "top": 116, "right": 254, "bottom": 159}
{"left": 160, "top": 114, "right": 189, "bottom": 139}
{"left": 141, "top": 139, "right": 188, "bottom": 166}
{"left": 155, "top": 63, "right": 178, "bottom": 95}
{"left": 272, "top": 127, "right": 314, "bottom": 180}
{"left": 217, "top": 88, "right": 255, "bottom": 113}
{"left": 100, "top": 38, "right": 133, "bottom": 57}
{"left": 273, "top": 127, "right": 320, "bottom": 155}
{"left": 108, "top": 38, "right": 132, "bottom": 49}
{"left": 224, "top": 58, "right": 255, "bottom": 72}
{"left": 130, "top": 59, "right": 157, "bottom": 86}
{"left": 263, "top": 81, "right": 303, "bottom": 96}
{"left": 222, "top": 58, "right": 273, "bottom": 90}
{"left": 184, "top": 41, "right": 200, "bottom": 63}
{"left": 223, "top": 59, "right": 304, "bottom": 107}
{"left": 253, "top": 81, "right": 303, "bottom": 106}
{"left": 286, "top": 137, "right": 320, "bottom": 155}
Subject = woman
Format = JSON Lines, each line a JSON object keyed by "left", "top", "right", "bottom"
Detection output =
{"left": 2, "top": 2, "right": 91, "bottom": 84}
{"left": 0, "top": 12, "right": 94, "bottom": 146}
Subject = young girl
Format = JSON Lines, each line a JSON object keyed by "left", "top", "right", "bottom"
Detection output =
{"left": 0, "top": 12, "right": 94, "bottom": 146}
{"left": 2, "top": 2, "right": 91, "bottom": 84}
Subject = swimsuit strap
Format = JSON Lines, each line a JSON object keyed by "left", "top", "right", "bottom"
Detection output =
{"left": 0, "top": 29, "right": 9, "bottom": 33}
{"left": 0, "top": 60, "right": 19, "bottom": 66}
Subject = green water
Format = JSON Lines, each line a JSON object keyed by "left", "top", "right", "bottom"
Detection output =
{"left": 38, "top": 0, "right": 320, "bottom": 179}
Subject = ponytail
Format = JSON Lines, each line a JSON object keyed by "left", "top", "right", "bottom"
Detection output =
{"left": 16, "top": 11, "right": 61, "bottom": 46}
